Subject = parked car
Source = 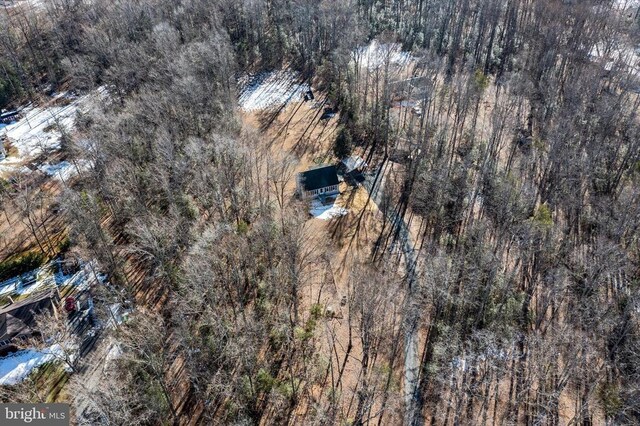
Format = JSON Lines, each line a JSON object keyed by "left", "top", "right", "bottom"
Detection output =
{"left": 64, "top": 296, "right": 80, "bottom": 313}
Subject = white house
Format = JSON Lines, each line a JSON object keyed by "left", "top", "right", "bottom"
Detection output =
{"left": 297, "top": 165, "right": 340, "bottom": 199}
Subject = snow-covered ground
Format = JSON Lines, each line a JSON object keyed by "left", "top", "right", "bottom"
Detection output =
{"left": 0, "top": 266, "right": 54, "bottom": 298}
{"left": 107, "top": 303, "right": 131, "bottom": 327}
{"left": 586, "top": 39, "right": 640, "bottom": 94}
{"left": 104, "top": 342, "right": 122, "bottom": 366}
{"left": 2, "top": 0, "right": 47, "bottom": 11}
{"left": 39, "top": 161, "right": 74, "bottom": 181}
{"left": 615, "top": 0, "right": 640, "bottom": 10}
{"left": 2, "top": 100, "right": 77, "bottom": 158}
{"left": 0, "top": 344, "right": 64, "bottom": 385}
{"left": 0, "top": 259, "right": 96, "bottom": 299}
{"left": 38, "top": 159, "right": 91, "bottom": 182}
{"left": 589, "top": 40, "right": 640, "bottom": 70}
{"left": 238, "top": 71, "right": 310, "bottom": 111}
{"left": 353, "top": 41, "right": 414, "bottom": 70}
{"left": 0, "top": 88, "right": 105, "bottom": 176}
{"left": 310, "top": 199, "right": 348, "bottom": 220}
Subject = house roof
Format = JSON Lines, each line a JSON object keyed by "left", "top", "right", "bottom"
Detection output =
{"left": 0, "top": 314, "right": 31, "bottom": 343}
{"left": 0, "top": 289, "right": 57, "bottom": 344}
{"left": 299, "top": 165, "right": 339, "bottom": 191}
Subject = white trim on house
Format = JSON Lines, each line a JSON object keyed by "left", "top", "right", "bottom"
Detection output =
{"left": 301, "top": 184, "right": 339, "bottom": 199}
{"left": 296, "top": 166, "right": 341, "bottom": 200}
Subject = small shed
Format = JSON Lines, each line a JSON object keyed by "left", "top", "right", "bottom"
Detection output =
{"left": 297, "top": 165, "right": 340, "bottom": 199}
{"left": 339, "top": 156, "right": 367, "bottom": 174}
{"left": 304, "top": 89, "right": 315, "bottom": 101}
{"left": 339, "top": 156, "right": 368, "bottom": 184}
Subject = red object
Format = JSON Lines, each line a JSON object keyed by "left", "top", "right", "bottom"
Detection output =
{"left": 64, "top": 297, "right": 77, "bottom": 313}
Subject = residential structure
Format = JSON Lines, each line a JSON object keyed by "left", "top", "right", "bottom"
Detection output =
{"left": 0, "top": 289, "right": 59, "bottom": 356}
{"left": 297, "top": 165, "right": 340, "bottom": 199}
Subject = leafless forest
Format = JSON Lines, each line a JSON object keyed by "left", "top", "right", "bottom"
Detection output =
{"left": 1, "top": 0, "right": 640, "bottom": 425}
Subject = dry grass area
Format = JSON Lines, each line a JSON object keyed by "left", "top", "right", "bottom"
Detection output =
{"left": 240, "top": 70, "right": 606, "bottom": 423}
{"left": 0, "top": 177, "right": 67, "bottom": 263}
{"left": 242, "top": 95, "right": 408, "bottom": 423}
{"left": 242, "top": 96, "right": 338, "bottom": 168}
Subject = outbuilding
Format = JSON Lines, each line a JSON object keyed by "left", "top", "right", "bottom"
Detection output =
{"left": 339, "top": 155, "right": 367, "bottom": 174}
{"left": 339, "top": 155, "right": 368, "bottom": 184}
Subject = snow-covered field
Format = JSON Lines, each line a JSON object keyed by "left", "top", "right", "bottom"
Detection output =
{"left": 353, "top": 41, "right": 414, "bottom": 70}
{"left": 238, "top": 71, "right": 310, "bottom": 111}
{"left": 0, "top": 344, "right": 64, "bottom": 385}
{"left": 589, "top": 40, "right": 639, "bottom": 69}
{"left": 587, "top": 39, "right": 640, "bottom": 93}
{"left": 0, "top": 266, "right": 54, "bottom": 298}
{"left": 39, "top": 161, "right": 74, "bottom": 180}
{"left": 310, "top": 199, "right": 348, "bottom": 220}
{"left": 2, "top": 98, "right": 77, "bottom": 157}
{"left": 0, "top": 88, "right": 105, "bottom": 176}
{"left": 2, "top": 0, "right": 47, "bottom": 11}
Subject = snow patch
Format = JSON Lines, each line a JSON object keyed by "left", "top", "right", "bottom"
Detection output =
{"left": 0, "top": 268, "right": 54, "bottom": 298}
{"left": 354, "top": 41, "right": 414, "bottom": 70}
{"left": 0, "top": 260, "right": 98, "bottom": 299}
{"left": 39, "top": 161, "right": 74, "bottom": 180}
{"left": 105, "top": 343, "right": 123, "bottom": 365}
{"left": 615, "top": 0, "right": 640, "bottom": 10}
{"left": 588, "top": 39, "right": 640, "bottom": 79}
{"left": 238, "top": 71, "right": 309, "bottom": 111}
{"left": 39, "top": 160, "right": 90, "bottom": 182}
{"left": 310, "top": 199, "right": 348, "bottom": 220}
{"left": 107, "top": 303, "right": 130, "bottom": 327}
{"left": 0, "top": 344, "right": 64, "bottom": 385}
